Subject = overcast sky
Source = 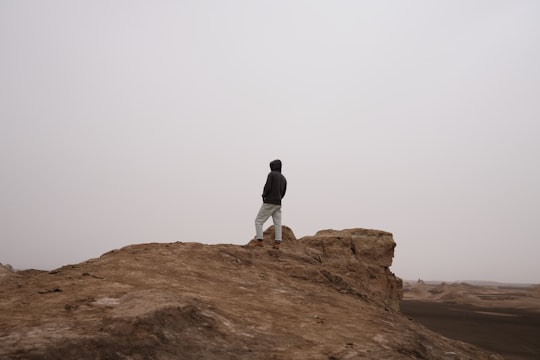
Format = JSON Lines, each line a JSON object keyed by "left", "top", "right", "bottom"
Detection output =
{"left": 1, "top": 1, "right": 539, "bottom": 283}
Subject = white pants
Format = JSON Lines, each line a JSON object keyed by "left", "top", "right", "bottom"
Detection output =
{"left": 255, "top": 203, "right": 282, "bottom": 241}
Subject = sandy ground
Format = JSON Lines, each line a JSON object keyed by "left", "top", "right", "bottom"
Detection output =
{"left": 401, "top": 281, "right": 540, "bottom": 360}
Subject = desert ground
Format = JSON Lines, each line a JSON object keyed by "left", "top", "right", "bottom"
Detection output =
{"left": 401, "top": 281, "right": 540, "bottom": 360}
{"left": 0, "top": 227, "right": 504, "bottom": 359}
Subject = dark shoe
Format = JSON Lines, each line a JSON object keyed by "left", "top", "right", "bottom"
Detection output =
{"left": 272, "top": 241, "right": 281, "bottom": 249}
{"left": 255, "top": 239, "right": 264, "bottom": 247}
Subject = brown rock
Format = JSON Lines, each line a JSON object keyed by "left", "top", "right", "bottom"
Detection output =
{"left": 0, "top": 227, "right": 502, "bottom": 359}
{"left": 0, "top": 263, "right": 15, "bottom": 282}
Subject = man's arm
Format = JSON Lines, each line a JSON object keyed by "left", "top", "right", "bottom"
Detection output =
{"left": 262, "top": 173, "right": 272, "bottom": 198}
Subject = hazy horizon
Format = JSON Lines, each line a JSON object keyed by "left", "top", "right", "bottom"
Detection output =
{"left": 1, "top": 1, "right": 539, "bottom": 283}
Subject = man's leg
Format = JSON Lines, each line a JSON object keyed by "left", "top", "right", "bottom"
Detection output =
{"left": 255, "top": 204, "right": 274, "bottom": 240}
{"left": 271, "top": 206, "right": 282, "bottom": 241}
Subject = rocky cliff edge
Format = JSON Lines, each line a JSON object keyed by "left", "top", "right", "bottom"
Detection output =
{"left": 0, "top": 227, "right": 501, "bottom": 359}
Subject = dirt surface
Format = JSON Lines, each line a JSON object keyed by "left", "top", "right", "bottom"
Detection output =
{"left": 401, "top": 281, "right": 540, "bottom": 360}
{"left": 1, "top": 227, "right": 503, "bottom": 359}
{"left": 401, "top": 301, "right": 540, "bottom": 360}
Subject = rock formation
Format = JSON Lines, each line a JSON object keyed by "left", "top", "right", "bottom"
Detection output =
{"left": 403, "top": 280, "right": 540, "bottom": 310}
{"left": 0, "top": 227, "right": 502, "bottom": 359}
{"left": 0, "top": 263, "right": 14, "bottom": 280}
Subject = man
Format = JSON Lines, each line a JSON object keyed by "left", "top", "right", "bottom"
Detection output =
{"left": 254, "top": 159, "right": 287, "bottom": 249}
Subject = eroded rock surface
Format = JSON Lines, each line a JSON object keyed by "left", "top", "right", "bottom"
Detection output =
{"left": 0, "top": 227, "right": 502, "bottom": 359}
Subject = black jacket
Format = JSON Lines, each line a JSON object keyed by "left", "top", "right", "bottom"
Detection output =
{"left": 262, "top": 159, "right": 287, "bottom": 205}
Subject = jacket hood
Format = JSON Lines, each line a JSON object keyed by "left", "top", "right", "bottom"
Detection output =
{"left": 269, "top": 159, "right": 282, "bottom": 172}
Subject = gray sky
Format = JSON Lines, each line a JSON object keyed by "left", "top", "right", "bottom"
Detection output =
{"left": 1, "top": 1, "right": 539, "bottom": 283}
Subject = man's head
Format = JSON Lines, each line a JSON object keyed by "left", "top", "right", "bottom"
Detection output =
{"left": 270, "top": 159, "right": 282, "bottom": 172}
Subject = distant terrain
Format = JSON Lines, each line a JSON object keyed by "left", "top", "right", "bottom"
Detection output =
{"left": 401, "top": 280, "right": 540, "bottom": 360}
